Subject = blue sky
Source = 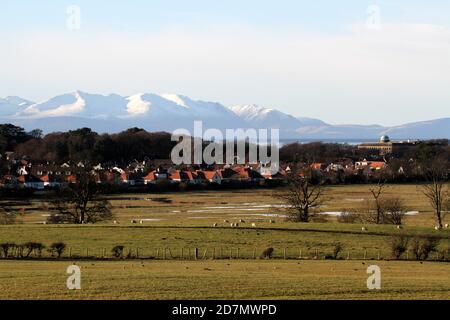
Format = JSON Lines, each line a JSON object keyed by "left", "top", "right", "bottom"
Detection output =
{"left": 1, "top": 1, "right": 450, "bottom": 125}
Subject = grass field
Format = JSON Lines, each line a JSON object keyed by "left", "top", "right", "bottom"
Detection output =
{"left": 0, "top": 184, "right": 449, "bottom": 300}
{"left": 0, "top": 260, "right": 448, "bottom": 300}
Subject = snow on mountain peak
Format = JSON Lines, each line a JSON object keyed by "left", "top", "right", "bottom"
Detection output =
{"left": 160, "top": 93, "right": 190, "bottom": 108}
{"left": 126, "top": 94, "right": 151, "bottom": 116}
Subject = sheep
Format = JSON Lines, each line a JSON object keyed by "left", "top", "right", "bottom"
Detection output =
{"left": 224, "top": 220, "right": 229, "bottom": 223}
{"left": 362, "top": 227, "right": 368, "bottom": 232}
{"left": 230, "top": 223, "right": 235, "bottom": 228}
{"left": 213, "top": 223, "right": 218, "bottom": 227}
{"left": 434, "top": 226, "right": 440, "bottom": 231}
{"left": 269, "top": 220, "right": 275, "bottom": 224}
{"left": 140, "top": 220, "right": 144, "bottom": 224}
{"left": 131, "top": 219, "right": 137, "bottom": 224}
{"left": 251, "top": 223, "right": 257, "bottom": 228}
{"left": 396, "top": 225, "right": 403, "bottom": 230}
{"left": 445, "top": 224, "right": 449, "bottom": 229}
{"left": 113, "top": 220, "right": 118, "bottom": 225}
{"left": 239, "top": 219, "right": 245, "bottom": 223}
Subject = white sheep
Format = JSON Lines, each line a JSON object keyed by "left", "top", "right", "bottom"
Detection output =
{"left": 434, "top": 226, "right": 440, "bottom": 231}
{"left": 445, "top": 224, "right": 449, "bottom": 229}
{"left": 224, "top": 220, "right": 229, "bottom": 223}
{"left": 239, "top": 219, "right": 245, "bottom": 223}
{"left": 213, "top": 223, "right": 218, "bottom": 227}
{"left": 140, "top": 220, "right": 144, "bottom": 224}
{"left": 269, "top": 220, "right": 275, "bottom": 224}
{"left": 113, "top": 220, "right": 118, "bottom": 225}
{"left": 396, "top": 225, "right": 403, "bottom": 230}
{"left": 251, "top": 223, "right": 257, "bottom": 228}
{"left": 362, "top": 227, "right": 368, "bottom": 232}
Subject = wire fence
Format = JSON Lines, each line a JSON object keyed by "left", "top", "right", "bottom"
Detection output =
{"left": 0, "top": 246, "right": 448, "bottom": 262}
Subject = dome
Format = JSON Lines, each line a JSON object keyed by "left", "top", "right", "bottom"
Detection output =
{"left": 380, "top": 135, "right": 390, "bottom": 143}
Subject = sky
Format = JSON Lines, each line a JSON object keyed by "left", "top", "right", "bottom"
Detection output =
{"left": 1, "top": 0, "right": 450, "bottom": 125}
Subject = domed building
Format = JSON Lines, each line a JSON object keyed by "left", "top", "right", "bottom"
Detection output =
{"left": 358, "top": 135, "right": 419, "bottom": 155}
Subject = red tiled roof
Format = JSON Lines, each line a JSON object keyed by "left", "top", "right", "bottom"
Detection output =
{"left": 144, "top": 171, "right": 157, "bottom": 181}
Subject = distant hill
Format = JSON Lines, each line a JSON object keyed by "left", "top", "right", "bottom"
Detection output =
{"left": 1, "top": 91, "right": 448, "bottom": 139}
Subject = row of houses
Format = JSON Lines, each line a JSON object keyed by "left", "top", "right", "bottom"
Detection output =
{"left": 0, "top": 162, "right": 286, "bottom": 190}
{"left": 0, "top": 156, "right": 389, "bottom": 190}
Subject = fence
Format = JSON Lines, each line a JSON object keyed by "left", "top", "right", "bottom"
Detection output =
{"left": 0, "top": 246, "right": 448, "bottom": 262}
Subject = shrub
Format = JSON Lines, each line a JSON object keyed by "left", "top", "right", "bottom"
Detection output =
{"left": 438, "top": 247, "right": 450, "bottom": 261}
{"left": 382, "top": 198, "right": 407, "bottom": 225}
{"left": 112, "top": 245, "right": 125, "bottom": 258}
{"left": 49, "top": 242, "right": 67, "bottom": 258}
{"left": 0, "top": 243, "right": 16, "bottom": 258}
{"left": 411, "top": 237, "right": 440, "bottom": 261}
{"left": 23, "top": 242, "right": 46, "bottom": 258}
{"left": 390, "top": 235, "right": 409, "bottom": 260}
{"left": 260, "top": 248, "right": 274, "bottom": 259}
{"left": 333, "top": 242, "right": 344, "bottom": 259}
{"left": 337, "top": 211, "right": 360, "bottom": 224}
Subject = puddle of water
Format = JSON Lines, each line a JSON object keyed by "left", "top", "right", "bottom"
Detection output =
{"left": 319, "top": 212, "right": 344, "bottom": 216}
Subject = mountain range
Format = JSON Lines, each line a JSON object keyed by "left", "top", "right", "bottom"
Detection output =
{"left": 1, "top": 91, "right": 449, "bottom": 140}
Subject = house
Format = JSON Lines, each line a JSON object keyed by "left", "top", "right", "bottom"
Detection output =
{"left": 40, "top": 174, "right": 65, "bottom": 188}
{"left": 197, "top": 170, "right": 223, "bottom": 185}
{"left": 18, "top": 175, "right": 45, "bottom": 190}
{"left": 143, "top": 171, "right": 157, "bottom": 185}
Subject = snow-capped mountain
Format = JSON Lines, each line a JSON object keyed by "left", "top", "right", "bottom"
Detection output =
{"left": 0, "top": 96, "right": 34, "bottom": 117}
{"left": 231, "top": 104, "right": 306, "bottom": 131}
{"left": 0, "top": 91, "right": 449, "bottom": 139}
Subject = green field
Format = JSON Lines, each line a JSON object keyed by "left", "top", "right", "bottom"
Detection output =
{"left": 0, "top": 260, "right": 448, "bottom": 300}
{"left": 0, "top": 184, "right": 449, "bottom": 300}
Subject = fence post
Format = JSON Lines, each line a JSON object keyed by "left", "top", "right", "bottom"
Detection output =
{"left": 136, "top": 248, "right": 139, "bottom": 259}
{"left": 156, "top": 248, "right": 160, "bottom": 259}
{"left": 299, "top": 249, "right": 302, "bottom": 260}
{"left": 194, "top": 248, "right": 199, "bottom": 260}
{"left": 377, "top": 250, "right": 380, "bottom": 260}
{"left": 253, "top": 248, "right": 256, "bottom": 260}
{"left": 364, "top": 250, "right": 367, "bottom": 260}
{"left": 284, "top": 248, "right": 287, "bottom": 260}
{"left": 229, "top": 248, "right": 232, "bottom": 260}
{"left": 347, "top": 251, "right": 350, "bottom": 260}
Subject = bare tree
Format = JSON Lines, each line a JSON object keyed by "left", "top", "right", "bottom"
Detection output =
{"left": 48, "top": 170, "right": 113, "bottom": 224}
{"left": 382, "top": 198, "right": 408, "bottom": 225}
{"left": 275, "top": 166, "right": 326, "bottom": 222}
{"left": 369, "top": 181, "right": 388, "bottom": 224}
{"left": 421, "top": 159, "right": 449, "bottom": 229}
